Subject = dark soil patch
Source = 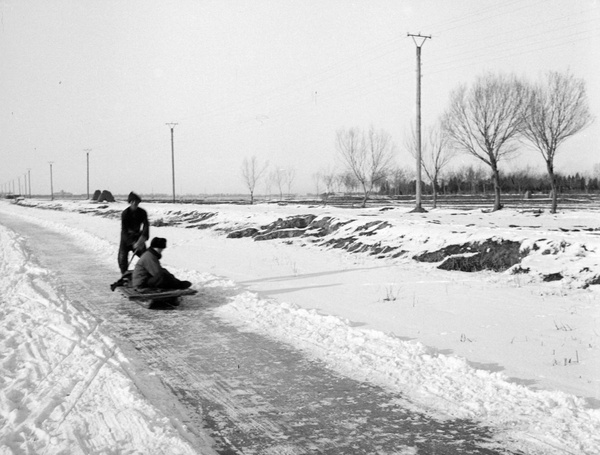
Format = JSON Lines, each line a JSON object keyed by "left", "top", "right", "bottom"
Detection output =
{"left": 224, "top": 215, "right": 532, "bottom": 274}
{"left": 414, "top": 240, "right": 527, "bottom": 272}
{"left": 322, "top": 236, "right": 358, "bottom": 250}
{"left": 227, "top": 215, "right": 350, "bottom": 241}
{"left": 185, "top": 212, "right": 217, "bottom": 223}
{"left": 255, "top": 228, "right": 307, "bottom": 241}
{"left": 260, "top": 214, "right": 317, "bottom": 231}
{"left": 355, "top": 220, "right": 392, "bottom": 235}
{"left": 186, "top": 222, "right": 218, "bottom": 230}
{"left": 227, "top": 227, "right": 259, "bottom": 238}
{"left": 583, "top": 275, "right": 600, "bottom": 288}
{"left": 306, "top": 216, "right": 351, "bottom": 237}
{"left": 542, "top": 272, "right": 563, "bottom": 282}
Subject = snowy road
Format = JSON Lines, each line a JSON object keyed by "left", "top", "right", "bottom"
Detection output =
{"left": 0, "top": 213, "right": 521, "bottom": 454}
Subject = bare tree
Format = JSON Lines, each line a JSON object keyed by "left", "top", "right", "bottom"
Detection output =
{"left": 336, "top": 126, "right": 395, "bottom": 207}
{"left": 388, "top": 167, "right": 411, "bottom": 196}
{"left": 263, "top": 172, "right": 273, "bottom": 199}
{"left": 406, "top": 121, "right": 454, "bottom": 208}
{"left": 319, "top": 167, "right": 337, "bottom": 206}
{"left": 241, "top": 156, "right": 268, "bottom": 204}
{"left": 285, "top": 167, "right": 296, "bottom": 198}
{"left": 339, "top": 171, "right": 359, "bottom": 194}
{"left": 270, "top": 167, "right": 286, "bottom": 201}
{"left": 593, "top": 163, "right": 600, "bottom": 181}
{"left": 521, "top": 71, "right": 593, "bottom": 213}
{"left": 509, "top": 165, "right": 541, "bottom": 195}
{"left": 312, "top": 172, "right": 321, "bottom": 196}
{"left": 269, "top": 166, "right": 296, "bottom": 200}
{"left": 463, "top": 165, "right": 487, "bottom": 195}
{"left": 443, "top": 73, "right": 527, "bottom": 211}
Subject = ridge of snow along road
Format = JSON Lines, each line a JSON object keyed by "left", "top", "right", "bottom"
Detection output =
{"left": 216, "top": 292, "right": 600, "bottom": 455}
{"left": 0, "top": 224, "right": 206, "bottom": 454}
{"left": 2, "top": 199, "right": 600, "bottom": 454}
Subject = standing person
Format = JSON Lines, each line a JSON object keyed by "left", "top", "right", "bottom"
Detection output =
{"left": 118, "top": 191, "right": 149, "bottom": 274}
{"left": 132, "top": 237, "right": 191, "bottom": 290}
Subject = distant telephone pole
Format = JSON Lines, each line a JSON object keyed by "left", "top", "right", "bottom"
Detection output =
{"left": 408, "top": 32, "right": 431, "bottom": 213}
{"left": 84, "top": 148, "right": 91, "bottom": 199}
{"left": 166, "top": 123, "right": 178, "bottom": 203}
{"left": 49, "top": 162, "right": 54, "bottom": 201}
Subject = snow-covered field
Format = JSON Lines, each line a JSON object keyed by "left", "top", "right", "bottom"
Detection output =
{"left": 1, "top": 198, "right": 599, "bottom": 454}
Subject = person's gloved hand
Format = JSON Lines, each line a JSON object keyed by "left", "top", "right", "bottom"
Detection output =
{"left": 133, "top": 236, "right": 146, "bottom": 252}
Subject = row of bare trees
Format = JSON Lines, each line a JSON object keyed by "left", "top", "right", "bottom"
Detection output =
{"left": 242, "top": 70, "right": 593, "bottom": 212}
{"left": 334, "top": 127, "right": 396, "bottom": 207}
{"left": 441, "top": 71, "right": 593, "bottom": 213}
{"left": 241, "top": 157, "right": 298, "bottom": 204}
{"left": 267, "top": 167, "right": 296, "bottom": 201}
{"left": 382, "top": 165, "right": 600, "bottom": 196}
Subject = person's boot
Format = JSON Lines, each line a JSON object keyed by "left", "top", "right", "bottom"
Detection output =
{"left": 179, "top": 280, "right": 192, "bottom": 289}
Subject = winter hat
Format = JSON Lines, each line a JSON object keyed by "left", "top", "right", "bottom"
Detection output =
{"left": 150, "top": 237, "right": 167, "bottom": 249}
{"left": 128, "top": 192, "right": 141, "bottom": 203}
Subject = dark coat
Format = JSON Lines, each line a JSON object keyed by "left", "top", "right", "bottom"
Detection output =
{"left": 132, "top": 248, "right": 164, "bottom": 288}
{"left": 121, "top": 206, "right": 149, "bottom": 244}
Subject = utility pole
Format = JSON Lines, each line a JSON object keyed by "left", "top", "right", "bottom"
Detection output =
{"left": 27, "top": 168, "right": 31, "bottom": 197}
{"left": 84, "top": 148, "right": 91, "bottom": 199}
{"left": 166, "top": 123, "right": 178, "bottom": 203}
{"left": 49, "top": 162, "right": 54, "bottom": 201}
{"left": 408, "top": 32, "right": 431, "bottom": 213}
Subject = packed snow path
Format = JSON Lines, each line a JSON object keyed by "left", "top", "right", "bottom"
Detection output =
{"left": 0, "top": 214, "right": 522, "bottom": 454}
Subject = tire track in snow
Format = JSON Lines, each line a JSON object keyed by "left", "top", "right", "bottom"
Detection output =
{"left": 1, "top": 214, "right": 521, "bottom": 455}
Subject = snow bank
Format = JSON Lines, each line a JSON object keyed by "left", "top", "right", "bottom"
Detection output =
{"left": 216, "top": 292, "right": 600, "bottom": 455}
{"left": 0, "top": 224, "right": 203, "bottom": 454}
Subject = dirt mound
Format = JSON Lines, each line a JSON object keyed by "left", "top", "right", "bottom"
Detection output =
{"left": 414, "top": 240, "right": 526, "bottom": 272}
{"left": 228, "top": 215, "right": 318, "bottom": 240}
{"left": 98, "top": 190, "right": 115, "bottom": 203}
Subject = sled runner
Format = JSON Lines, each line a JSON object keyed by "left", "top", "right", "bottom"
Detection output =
{"left": 118, "top": 286, "right": 197, "bottom": 309}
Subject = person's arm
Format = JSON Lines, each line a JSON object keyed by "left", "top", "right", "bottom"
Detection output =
{"left": 141, "top": 210, "right": 150, "bottom": 240}
{"left": 133, "top": 211, "right": 149, "bottom": 251}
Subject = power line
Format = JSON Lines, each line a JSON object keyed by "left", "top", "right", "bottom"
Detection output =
{"left": 427, "top": 27, "right": 600, "bottom": 78}
{"left": 427, "top": 15, "right": 599, "bottom": 72}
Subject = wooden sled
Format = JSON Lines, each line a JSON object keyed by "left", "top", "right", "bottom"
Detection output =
{"left": 118, "top": 286, "right": 197, "bottom": 309}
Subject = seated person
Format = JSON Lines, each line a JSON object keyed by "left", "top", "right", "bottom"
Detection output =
{"left": 132, "top": 237, "right": 191, "bottom": 290}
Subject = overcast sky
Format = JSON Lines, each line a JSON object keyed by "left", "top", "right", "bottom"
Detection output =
{"left": 1, "top": 0, "right": 599, "bottom": 197}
